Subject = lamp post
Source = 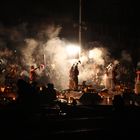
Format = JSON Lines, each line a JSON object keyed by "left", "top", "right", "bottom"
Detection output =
{"left": 79, "top": 0, "right": 82, "bottom": 48}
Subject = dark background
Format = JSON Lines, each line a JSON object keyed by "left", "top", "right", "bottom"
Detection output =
{"left": 0, "top": 0, "right": 139, "bottom": 24}
{"left": 0, "top": 0, "right": 140, "bottom": 66}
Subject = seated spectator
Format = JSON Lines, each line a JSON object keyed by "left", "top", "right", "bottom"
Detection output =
{"left": 45, "top": 83, "right": 57, "bottom": 104}
{"left": 16, "top": 79, "right": 39, "bottom": 111}
{"left": 113, "top": 95, "right": 124, "bottom": 111}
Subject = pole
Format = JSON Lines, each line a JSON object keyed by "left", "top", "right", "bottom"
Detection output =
{"left": 79, "top": 0, "right": 82, "bottom": 47}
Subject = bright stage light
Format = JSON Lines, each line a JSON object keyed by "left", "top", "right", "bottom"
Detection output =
{"left": 88, "top": 48, "right": 104, "bottom": 65}
{"left": 88, "top": 48, "right": 102, "bottom": 59}
{"left": 66, "top": 44, "right": 81, "bottom": 59}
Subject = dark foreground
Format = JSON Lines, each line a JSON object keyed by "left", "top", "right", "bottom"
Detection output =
{"left": 0, "top": 103, "right": 140, "bottom": 140}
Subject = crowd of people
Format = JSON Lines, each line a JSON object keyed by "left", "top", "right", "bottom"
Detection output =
{"left": 0, "top": 57, "right": 139, "bottom": 111}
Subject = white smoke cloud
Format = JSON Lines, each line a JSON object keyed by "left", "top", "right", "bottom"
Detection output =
{"left": 22, "top": 38, "right": 38, "bottom": 66}
{"left": 44, "top": 37, "right": 70, "bottom": 89}
{"left": 78, "top": 47, "right": 110, "bottom": 85}
{"left": 0, "top": 22, "right": 126, "bottom": 90}
{"left": 88, "top": 48, "right": 105, "bottom": 65}
{"left": 46, "top": 25, "right": 62, "bottom": 39}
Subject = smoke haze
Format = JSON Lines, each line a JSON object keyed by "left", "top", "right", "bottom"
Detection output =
{"left": 0, "top": 22, "right": 136, "bottom": 90}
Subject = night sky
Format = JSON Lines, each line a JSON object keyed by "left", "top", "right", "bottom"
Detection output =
{"left": 0, "top": 0, "right": 140, "bottom": 65}
{"left": 0, "top": 0, "right": 138, "bottom": 24}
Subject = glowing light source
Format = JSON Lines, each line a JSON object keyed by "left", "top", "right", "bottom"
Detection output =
{"left": 88, "top": 48, "right": 104, "bottom": 65}
{"left": 66, "top": 44, "right": 81, "bottom": 59}
{"left": 89, "top": 48, "right": 102, "bottom": 59}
